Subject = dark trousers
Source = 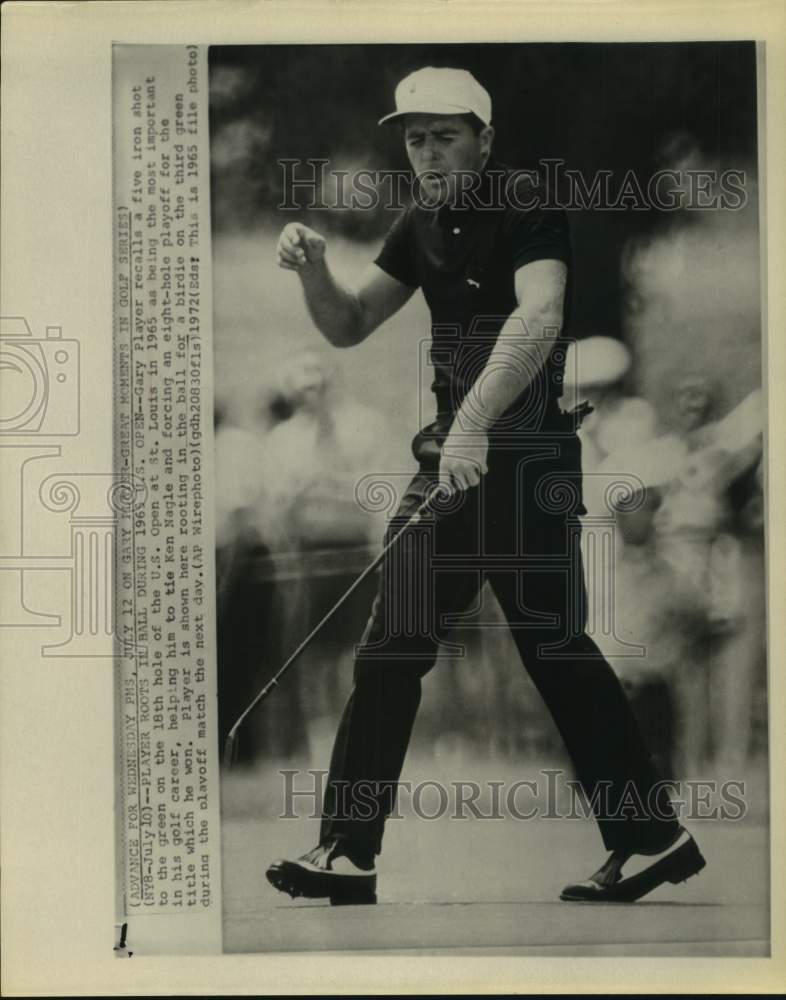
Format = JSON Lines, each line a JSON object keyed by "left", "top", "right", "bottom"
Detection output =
{"left": 320, "top": 431, "right": 679, "bottom": 857}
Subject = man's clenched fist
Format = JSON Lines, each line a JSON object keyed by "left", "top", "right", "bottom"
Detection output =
{"left": 277, "top": 222, "right": 327, "bottom": 271}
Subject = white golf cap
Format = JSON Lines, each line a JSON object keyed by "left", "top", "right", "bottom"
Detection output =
{"left": 378, "top": 67, "right": 492, "bottom": 126}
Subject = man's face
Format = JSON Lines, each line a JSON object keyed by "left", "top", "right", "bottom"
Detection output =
{"left": 675, "top": 376, "right": 712, "bottom": 432}
{"left": 402, "top": 114, "right": 492, "bottom": 204}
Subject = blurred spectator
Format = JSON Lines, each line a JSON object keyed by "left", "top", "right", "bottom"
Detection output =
{"left": 604, "top": 380, "right": 763, "bottom": 776}
{"left": 562, "top": 336, "right": 657, "bottom": 470}
{"left": 252, "top": 350, "right": 396, "bottom": 733}
{"left": 598, "top": 490, "right": 703, "bottom": 781}
{"left": 253, "top": 350, "right": 390, "bottom": 550}
{"left": 216, "top": 354, "right": 405, "bottom": 766}
{"left": 652, "top": 381, "right": 763, "bottom": 775}
{"left": 214, "top": 402, "right": 285, "bottom": 763}
{"left": 214, "top": 399, "right": 269, "bottom": 557}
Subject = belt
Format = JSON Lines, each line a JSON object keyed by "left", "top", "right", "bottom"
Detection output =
{"left": 412, "top": 400, "right": 594, "bottom": 467}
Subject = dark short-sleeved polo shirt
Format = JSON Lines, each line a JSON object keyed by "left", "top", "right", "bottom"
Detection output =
{"left": 374, "top": 160, "right": 572, "bottom": 437}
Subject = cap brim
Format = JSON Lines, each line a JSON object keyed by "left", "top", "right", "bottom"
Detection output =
{"left": 377, "top": 100, "right": 481, "bottom": 126}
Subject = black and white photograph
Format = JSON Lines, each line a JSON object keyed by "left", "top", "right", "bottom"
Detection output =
{"left": 211, "top": 41, "right": 769, "bottom": 955}
{"left": 2, "top": 1, "right": 786, "bottom": 994}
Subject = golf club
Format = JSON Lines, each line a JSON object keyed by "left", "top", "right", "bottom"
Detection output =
{"left": 222, "top": 485, "right": 446, "bottom": 768}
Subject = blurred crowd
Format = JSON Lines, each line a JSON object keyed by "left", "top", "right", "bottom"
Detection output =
{"left": 566, "top": 337, "right": 765, "bottom": 780}
{"left": 215, "top": 340, "right": 766, "bottom": 781}
{"left": 215, "top": 351, "right": 393, "bottom": 762}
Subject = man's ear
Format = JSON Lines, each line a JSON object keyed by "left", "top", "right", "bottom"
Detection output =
{"left": 480, "top": 125, "right": 495, "bottom": 163}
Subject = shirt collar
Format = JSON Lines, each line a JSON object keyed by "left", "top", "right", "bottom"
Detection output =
{"left": 435, "top": 156, "right": 501, "bottom": 227}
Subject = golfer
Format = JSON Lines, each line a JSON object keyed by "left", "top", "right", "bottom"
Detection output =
{"left": 266, "top": 67, "right": 705, "bottom": 904}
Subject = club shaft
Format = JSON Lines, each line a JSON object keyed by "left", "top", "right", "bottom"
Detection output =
{"left": 223, "top": 494, "right": 436, "bottom": 763}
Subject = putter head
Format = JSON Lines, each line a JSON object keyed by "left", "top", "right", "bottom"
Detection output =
{"left": 223, "top": 728, "right": 239, "bottom": 769}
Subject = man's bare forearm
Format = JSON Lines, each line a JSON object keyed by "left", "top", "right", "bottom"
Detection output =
{"left": 299, "top": 259, "right": 364, "bottom": 348}
{"left": 454, "top": 311, "right": 561, "bottom": 432}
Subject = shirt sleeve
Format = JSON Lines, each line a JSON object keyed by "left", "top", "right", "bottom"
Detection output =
{"left": 505, "top": 204, "right": 572, "bottom": 272}
{"left": 373, "top": 210, "right": 420, "bottom": 288}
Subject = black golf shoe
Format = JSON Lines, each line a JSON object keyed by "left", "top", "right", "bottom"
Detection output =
{"left": 560, "top": 827, "right": 706, "bottom": 902}
{"left": 266, "top": 839, "right": 377, "bottom": 906}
